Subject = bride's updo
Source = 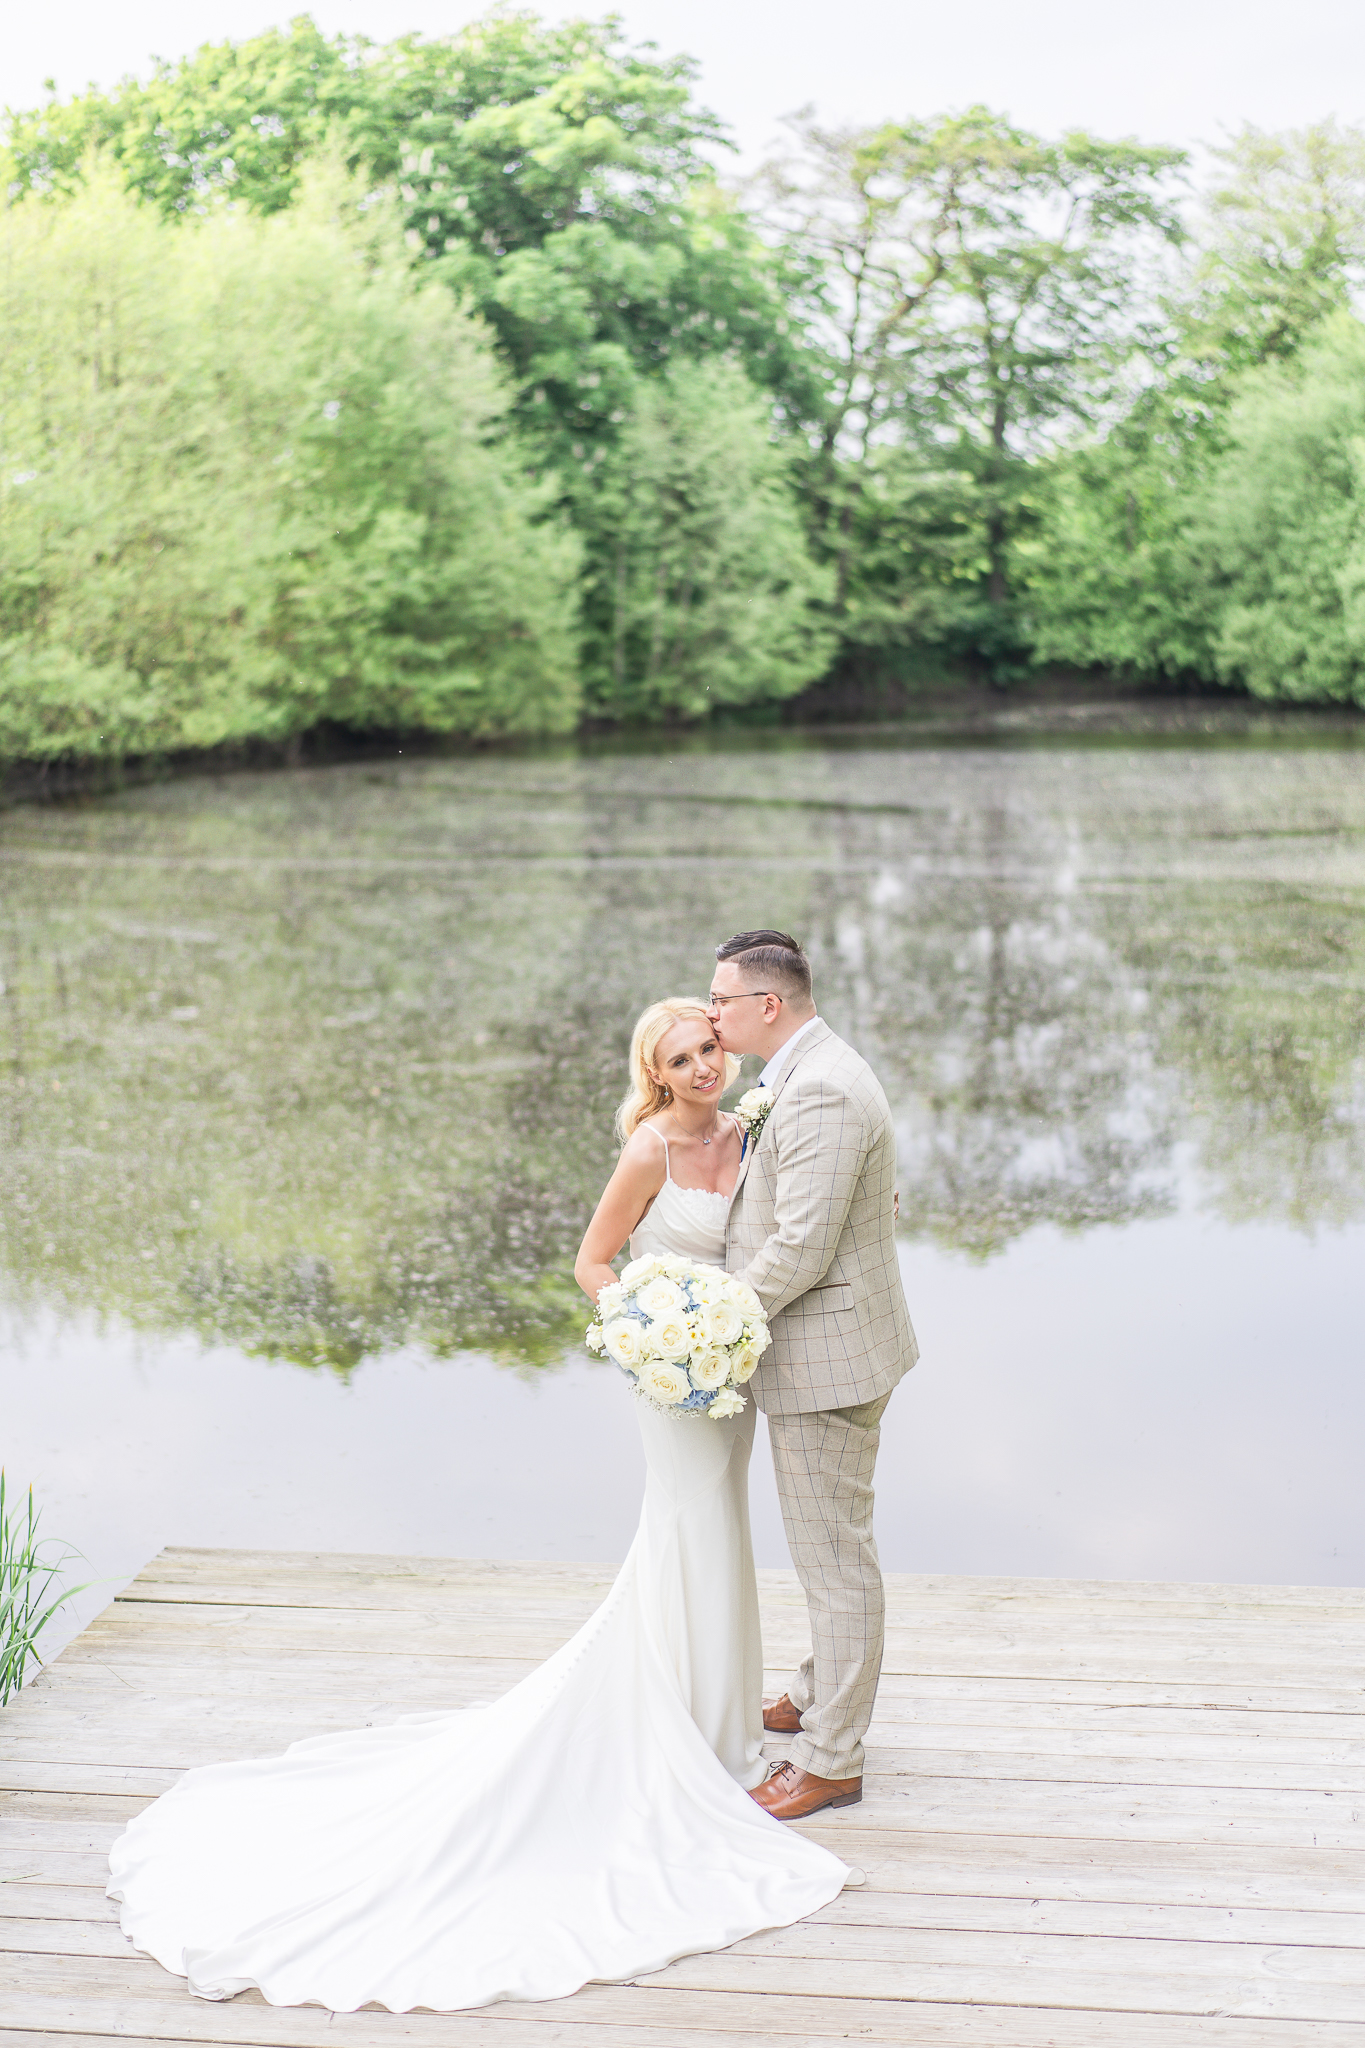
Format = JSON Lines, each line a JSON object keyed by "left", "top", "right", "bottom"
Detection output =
{"left": 616, "top": 998, "right": 741, "bottom": 1142}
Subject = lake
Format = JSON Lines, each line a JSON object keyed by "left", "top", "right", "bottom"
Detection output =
{"left": 3, "top": 717, "right": 1363, "bottom": 1649}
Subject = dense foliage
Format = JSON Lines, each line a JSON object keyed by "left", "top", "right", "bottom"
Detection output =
{"left": 4, "top": 15, "right": 1365, "bottom": 759}
{"left": 0, "top": 166, "right": 582, "bottom": 756}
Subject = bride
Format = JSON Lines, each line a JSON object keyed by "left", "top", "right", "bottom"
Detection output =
{"left": 107, "top": 996, "right": 849, "bottom": 2013}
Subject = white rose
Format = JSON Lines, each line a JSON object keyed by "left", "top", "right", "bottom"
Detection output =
{"left": 722, "top": 1277, "right": 763, "bottom": 1318}
{"left": 637, "top": 1276, "right": 685, "bottom": 1318}
{"left": 707, "top": 1386, "right": 745, "bottom": 1419}
{"left": 708, "top": 1299, "right": 744, "bottom": 1346}
{"left": 585, "top": 1323, "right": 607, "bottom": 1354}
{"left": 736, "top": 1088, "right": 767, "bottom": 1121}
{"left": 731, "top": 1342, "right": 759, "bottom": 1382}
{"left": 620, "top": 1255, "right": 660, "bottom": 1288}
{"left": 647, "top": 1312, "right": 692, "bottom": 1360}
{"left": 639, "top": 1359, "right": 691, "bottom": 1405}
{"left": 597, "top": 1281, "right": 625, "bottom": 1315}
{"left": 690, "top": 1265, "right": 726, "bottom": 1303}
{"left": 690, "top": 1347, "right": 731, "bottom": 1390}
{"left": 602, "top": 1319, "right": 644, "bottom": 1369}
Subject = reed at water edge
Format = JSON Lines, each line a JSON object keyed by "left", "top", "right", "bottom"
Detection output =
{"left": 0, "top": 1470, "right": 87, "bottom": 1705}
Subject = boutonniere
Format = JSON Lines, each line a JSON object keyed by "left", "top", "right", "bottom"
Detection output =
{"left": 733, "top": 1087, "right": 773, "bottom": 1149}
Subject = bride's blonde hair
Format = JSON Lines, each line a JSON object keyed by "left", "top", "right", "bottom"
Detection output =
{"left": 616, "top": 998, "right": 741, "bottom": 1143}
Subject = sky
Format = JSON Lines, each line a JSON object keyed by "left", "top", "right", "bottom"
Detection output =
{"left": 5, "top": 0, "right": 1365, "bottom": 171}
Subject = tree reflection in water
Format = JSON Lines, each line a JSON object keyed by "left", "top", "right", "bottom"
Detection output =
{"left": 2, "top": 734, "right": 1362, "bottom": 1369}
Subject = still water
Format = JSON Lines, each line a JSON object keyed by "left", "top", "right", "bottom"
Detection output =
{"left": 3, "top": 725, "right": 1363, "bottom": 1645}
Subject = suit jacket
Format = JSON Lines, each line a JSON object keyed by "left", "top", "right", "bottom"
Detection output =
{"left": 726, "top": 1018, "right": 918, "bottom": 1416}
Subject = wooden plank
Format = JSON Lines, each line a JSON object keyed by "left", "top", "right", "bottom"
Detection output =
{"left": 8, "top": 1833, "right": 1365, "bottom": 1912}
{"left": 0, "top": 1846, "right": 116, "bottom": 1881}
{"left": 0, "top": 1914, "right": 132, "bottom": 1958}
{"left": 52, "top": 1627, "right": 1365, "bottom": 1695}
{"left": 138, "top": 1549, "right": 1365, "bottom": 1615}
{"left": 0, "top": 1763, "right": 186, "bottom": 1796}
{"left": 634, "top": 1958, "right": 1365, "bottom": 2023}
{"left": 23, "top": 1646, "right": 1365, "bottom": 1717}
{"left": 10, "top": 1715, "right": 1365, "bottom": 1764}
{"left": 0, "top": 1881, "right": 115, "bottom": 1919}
{"left": 11, "top": 1873, "right": 1365, "bottom": 1954}
{"left": 12, "top": 1906, "right": 1365, "bottom": 1995}
{"left": 796, "top": 1827, "right": 1365, "bottom": 1909}
{"left": 38, "top": 1643, "right": 1365, "bottom": 1706}
{"left": 6, "top": 1993, "right": 1365, "bottom": 2048}
{"left": 3, "top": 1660, "right": 537, "bottom": 1701}
{"left": 6, "top": 1964, "right": 1365, "bottom": 2043}
{"left": 810, "top": 1890, "right": 1365, "bottom": 1948}
{"left": 13, "top": 1670, "right": 1365, "bottom": 1741}
{"left": 116, "top": 1575, "right": 1365, "bottom": 1640}
{"left": 865, "top": 1717, "right": 1365, "bottom": 1755}
{"left": 86, "top": 1572, "right": 1365, "bottom": 1640}
{"left": 858, "top": 1748, "right": 1365, "bottom": 1792}
{"left": 80, "top": 1597, "right": 1365, "bottom": 1661}
{"left": 722, "top": 1918, "right": 1365, "bottom": 1985}
{"left": 8, "top": 1734, "right": 1365, "bottom": 1796}
{"left": 7, "top": 1779, "right": 1365, "bottom": 1855}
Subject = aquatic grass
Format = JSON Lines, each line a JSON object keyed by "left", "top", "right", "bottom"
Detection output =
{"left": 0, "top": 1470, "right": 88, "bottom": 1706}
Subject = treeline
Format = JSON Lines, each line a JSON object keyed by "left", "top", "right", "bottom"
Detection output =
{"left": 4, "top": 14, "right": 1365, "bottom": 759}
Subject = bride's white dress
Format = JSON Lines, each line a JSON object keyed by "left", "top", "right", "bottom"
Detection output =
{"left": 106, "top": 1141, "right": 849, "bottom": 2013}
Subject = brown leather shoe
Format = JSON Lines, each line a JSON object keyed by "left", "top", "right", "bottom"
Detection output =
{"left": 750, "top": 1760, "right": 862, "bottom": 1819}
{"left": 762, "top": 1693, "right": 804, "bottom": 1735}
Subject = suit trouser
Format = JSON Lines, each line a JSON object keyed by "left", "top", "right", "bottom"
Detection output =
{"left": 766, "top": 1389, "right": 893, "bottom": 1781}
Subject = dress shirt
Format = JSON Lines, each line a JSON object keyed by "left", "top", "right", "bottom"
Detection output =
{"left": 756, "top": 1014, "right": 821, "bottom": 1093}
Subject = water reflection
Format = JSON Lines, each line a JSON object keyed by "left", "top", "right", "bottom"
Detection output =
{"left": 1, "top": 739, "right": 1363, "bottom": 1369}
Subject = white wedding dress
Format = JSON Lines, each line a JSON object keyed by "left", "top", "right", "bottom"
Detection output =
{"left": 107, "top": 1136, "right": 849, "bottom": 2012}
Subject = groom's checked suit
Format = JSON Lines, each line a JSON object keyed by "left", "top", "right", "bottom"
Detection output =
{"left": 727, "top": 1018, "right": 917, "bottom": 1781}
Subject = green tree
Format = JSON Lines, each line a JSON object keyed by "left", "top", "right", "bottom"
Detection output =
{"left": 1024, "top": 121, "right": 1365, "bottom": 689}
{"left": 1195, "top": 312, "right": 1365, "bottom": 704}
{"left": 2, "top": 14, "right": 823, "bottom": 458}
{"left": 3, "top": 13, "right": 828, "bottom": 732}
{"left": 762, "top": 108, "right": 1185, "bottom": 676}
{"left": 758, "top": 115, "right": 953, "bottom": 470}
{"left": 1031, "top": 309, "right": 1365, "bottom": 705}
{"left": 1026, "top": 357, "right": 1365, "bottom": 696}
{"left": 578, "top": 358, "right": 834, "bottom": 718}
{"left": 1181, "top": 120, "right": 1365, "bottom": 374}
{"left": 0, "top": 165, "right": 581, "bottom": 761}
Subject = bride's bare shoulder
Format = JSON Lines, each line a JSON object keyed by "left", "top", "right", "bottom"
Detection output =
{"left": 617, "top": 1121, "right": 668, "bottom": 1170}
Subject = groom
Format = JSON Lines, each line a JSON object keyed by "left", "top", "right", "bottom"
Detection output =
{"left": 709, "top": 930, "right": 917, "bottom": 1820}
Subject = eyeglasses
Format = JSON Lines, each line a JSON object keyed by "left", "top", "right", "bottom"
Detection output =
{"left": 706, "top": 990, "right": 776, "bottom": 1009}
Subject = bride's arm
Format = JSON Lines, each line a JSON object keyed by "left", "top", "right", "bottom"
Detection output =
{"left": 573, "top": 1133, "right": 666, "bottom": 1304}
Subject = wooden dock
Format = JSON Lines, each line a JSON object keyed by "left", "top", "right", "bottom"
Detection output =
{"left": 3, "top": 1549, "right": 1365, "bottom": 2046}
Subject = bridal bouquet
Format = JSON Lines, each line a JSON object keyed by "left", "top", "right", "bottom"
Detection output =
{"left": 585, "top": 1256, "right": 771, "bottom": 1418}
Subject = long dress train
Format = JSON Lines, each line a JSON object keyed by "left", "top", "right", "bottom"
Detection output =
{"left": 107, "top": 1148, "right": 849, "bottom": 2012}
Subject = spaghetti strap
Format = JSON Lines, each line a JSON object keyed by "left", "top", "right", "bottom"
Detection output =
{"left": 647, "top": 1124, "right": 671, "bottom": 1179}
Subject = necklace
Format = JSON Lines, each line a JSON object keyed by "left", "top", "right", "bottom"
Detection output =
{"left": 672, "top": 1113, "right": 720, "bottom": 1147}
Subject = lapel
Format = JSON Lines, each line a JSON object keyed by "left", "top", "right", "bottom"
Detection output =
{"left": 766, "top": 1016, "right": 832, "bottom": 1108}
{"left": 727, "top": 1017, "right": 832, "bottom": 1204}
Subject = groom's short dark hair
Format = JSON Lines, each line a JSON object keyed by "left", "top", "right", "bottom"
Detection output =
{"left": 715, "top": 930, "right": 813, "bottom": 1005}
